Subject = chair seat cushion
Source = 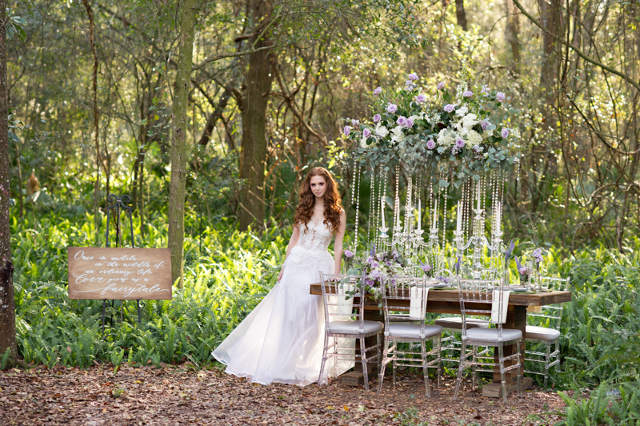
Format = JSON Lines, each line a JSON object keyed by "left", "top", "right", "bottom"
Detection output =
{"left": 327, "top": 320, "right": 383, "bottom": 335}
{"left": 525, "top": 325, "right": 560, "bottom": 342}
{"left": 435, "top": 317, "right": 489, "bottom": 330}
{"left": 463, "top": 327, "right": 522, "bottom": 345}
{"left": 386, "top": 322, "right": 442, "bottom": 339}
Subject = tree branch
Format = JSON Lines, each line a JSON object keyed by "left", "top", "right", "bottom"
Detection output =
{"left": 511, "top": 0, "right": 640, "bottom": 92}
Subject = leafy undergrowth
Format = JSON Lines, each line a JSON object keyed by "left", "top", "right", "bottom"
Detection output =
{"left": 0, "top": 364, "right": 566, "bottom": 425}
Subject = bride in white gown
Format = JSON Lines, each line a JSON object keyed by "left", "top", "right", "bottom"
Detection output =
{"left": 212, "top": 167, "right": 353, "bottom": 386}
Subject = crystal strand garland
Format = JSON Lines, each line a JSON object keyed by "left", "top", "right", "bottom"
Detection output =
{"left": 351, "top": 158, "right": 358, "bottom": 205}
{"left": 379, "top": 168, "right": 387, "bottom": 251}
{"left": 441, "top": 174, "right": 449, "bottom": 253}
{"left": 487, "top": 170, "right": 498, "bottom": 234}
{"left": 393, "top": 165, "right": 400, "bottom": 246}
{"left": 404, "top": 176, "right": 413, "bottom": 257}
{"left": 405, "top": 176, "right": 412, "bottom": 234}
{"left": 372, "top": 167, "right": 380, "bottom": 251}
{"left": 416, "top": 175, "right": 422, "bottom": 256}
{"left": 368, "top": 167, "right": 375, "bottom": 248}
{"left": 481, "top": 173, "right": 487, "bottom": 236}
{"left": 353, "top": 164, "right": 361, "bottom": 255}
{"left": 463, "top": 177, "right": 470, "bottom": 244}
{"left": 374, "top": 167, "right": 381, "bottom": 250}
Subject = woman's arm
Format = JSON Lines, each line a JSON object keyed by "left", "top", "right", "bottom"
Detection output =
{"left": 332, "top": 209, "right": 347, "bottom": 274}
{"left": 278, "top": 224, "right": 300, "bottom": 281}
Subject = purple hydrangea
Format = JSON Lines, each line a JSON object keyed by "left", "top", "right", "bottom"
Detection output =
{"left": 369, "top": 269, "right": 383, "bottom": 280}
{"left": 501, "top": 127, "right": 510, "bottom": 138}
{"left": 363, "top": 128, "right": 371, "bottom": 138}
{"left": 344, "top": 249, "right": 354, "bottom": 258}
{"left": 455, "top": 137, "right": 465, "bottom": 149}
{"left": 415, "top": 93, "right": 427, "bottom": 103}
{"left": 373, "top": 87, "right": 382, "bottom": 95}
{"left": 408, "top": 73, "right": 419, "bottom": 81}
{"left": 406, "top": 118, "right": 414, "bottom": 128}
{"left": 480, "top": 119, "right": 490, "bottom": 130}
{"left": 496, "top": 92, "right": 506, "bottom": 102}
{"left": 396, "top": 116, "right": 407, "bottom": 126}
{"left": 373, "top": 113, "right": 381, "bottom": 123}
{"left": 463, "top": 90, "right": 473, "bottom": 97}
{"left": 426, "top": 139, "right": 436, "bottom": 150}
{"left": 437, "top": 81, "right": 445, "bottom": 90}
{"left": 343, "top": 125, "right": 352, "bottom": 136}
{"left": 444, "top": 104, "right": 455, "bottom": 113}
{"left": 421, "top": 262, "right": 432, "bottom": 273}
{"left": 387, "top": 103, "right": 398, "bottom": 113}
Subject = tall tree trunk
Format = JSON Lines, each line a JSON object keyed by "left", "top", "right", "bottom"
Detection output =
{"left": 455, "top": 0, "right": 468, "bottom": 30}
{"left": 238, "top": 0, "right": 274, "bottom": 230}
{"left": 168, "top": 0, "right": 197, "bottom": 287}
{"left": 538, "top": 0, "right": 562, "bottom": 112}
{"left": 504, "top": 0, "right": 521, "bottom": 74}
{"left": 82, "top": 0, "right": 101, "bottom": 245}
{"left": 0, "top": 0, "right": 16, "bottom": 367}
{"left": 533, "top": 0, "right": 562, "bottom": 211}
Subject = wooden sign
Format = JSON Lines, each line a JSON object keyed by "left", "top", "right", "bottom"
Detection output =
{"left": 68, "top": 247, "right": 172, "bottom": 300}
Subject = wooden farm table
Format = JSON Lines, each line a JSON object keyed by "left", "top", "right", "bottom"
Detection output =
{"left": 309, "top": 283, "right": 572, "bottom": 395}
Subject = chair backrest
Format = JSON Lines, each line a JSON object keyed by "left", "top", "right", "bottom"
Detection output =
{"left": 319, "top": 272, "right": 365, "bottom": 327}
{"left": 456, "top": 277, "right": 506, "bottom": 336}
{"left": 380, "top": 274, "right": 432, "bottom": 332}
{"left": 528, "top": 276, "right": 570, "bottom": 327}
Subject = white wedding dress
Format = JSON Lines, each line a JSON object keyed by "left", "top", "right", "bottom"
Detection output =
{"left": 212, "top": 220, "right": 354, "bottom": 386}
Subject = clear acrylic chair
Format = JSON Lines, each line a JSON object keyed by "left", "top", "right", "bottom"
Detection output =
{"left": 524, "top": 276, "right": 569, "bottom": 387}
{"left": 318, "top": 272, "right": 383, "bottom": 390}
{"left": 435, "top": 265, "right": 492, "bottom": 365}
{"left": 377, "top": 275, "right": 442, "bottom": 396}
{"left": 454, "top": 277, "right": 523, "bottom": 403}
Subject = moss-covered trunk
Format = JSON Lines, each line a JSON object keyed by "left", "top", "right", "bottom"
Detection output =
{"left": 169, "top": 0, "right": 197, "bottom": 287}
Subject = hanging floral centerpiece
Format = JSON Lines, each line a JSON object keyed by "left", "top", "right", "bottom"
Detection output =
{"left": 341, "top": 74, "right": 521, "bottom": 187}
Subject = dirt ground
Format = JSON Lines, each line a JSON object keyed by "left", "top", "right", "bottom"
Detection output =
{"left": 0, "top": 364, "right": 566, "bottom": 425}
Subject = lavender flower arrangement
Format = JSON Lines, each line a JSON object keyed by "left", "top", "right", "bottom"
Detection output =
{"left": 342, "top": 75, "right": 521, "bottom": 185}
{"left": 346, "top": 247, "right": 406, "bottom": 299}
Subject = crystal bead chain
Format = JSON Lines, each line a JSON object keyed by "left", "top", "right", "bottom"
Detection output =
{"left": 441, "top": 174, "right": 448, "bottom": 253}
{"left": 368, "top": 167, "right": 375, "bottom": 248}
{"left": 351, "top": 158, "right": 357, "bottom": 205}
{"left": 354, "top": 164, "right": 361, "bottom": 255}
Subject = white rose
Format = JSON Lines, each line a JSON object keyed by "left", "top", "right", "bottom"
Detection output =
{"left": 437, "top": 129, "right": 454, "bottom": 147}
{"left": 375, "top": 124, "right": 389, "bottom": 138}
{"left": 467, "top": 129, "right": 482, "bottom": 145}
{"left": 391, "top": 125, "right": 404, "bottom": 143}
{"left": 455, "top": 105, "right": 468, "bottom": 117}
{"left": 462, "top": 113, "right": 478, "bottom": 129}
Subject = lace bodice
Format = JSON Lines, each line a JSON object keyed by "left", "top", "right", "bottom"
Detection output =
{"left": 296, "top": 220, "right": 333, "bottom": 252}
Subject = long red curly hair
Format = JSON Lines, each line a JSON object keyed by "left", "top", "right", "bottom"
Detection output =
{"left": 294, "top": 167, "right": 343, "bottom": 232}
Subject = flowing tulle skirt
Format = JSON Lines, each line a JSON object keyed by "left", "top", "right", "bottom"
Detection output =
{"left": 212, "top": 246, "right": 353, "bottom": 386}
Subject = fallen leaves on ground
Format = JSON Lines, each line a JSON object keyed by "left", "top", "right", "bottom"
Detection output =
{"left": 0, "top": 364, "right": 566, "bottom": 425}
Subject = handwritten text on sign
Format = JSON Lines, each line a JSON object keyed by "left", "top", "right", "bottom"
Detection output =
{"left": 68, "top": 247, "right": 172, "bottom": 300}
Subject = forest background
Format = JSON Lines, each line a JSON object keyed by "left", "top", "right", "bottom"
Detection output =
{"left": 0, "top": 0, "right": 639, "bottom": 422}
